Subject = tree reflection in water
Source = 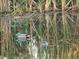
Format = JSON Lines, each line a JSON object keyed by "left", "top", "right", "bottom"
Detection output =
{"left": 0, "top": 12, "right": 79, "bottom": 59}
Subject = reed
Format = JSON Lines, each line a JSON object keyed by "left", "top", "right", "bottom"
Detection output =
{"left": 45, "top": 0, "right": 51, "bottom": 11}
{"left": 61, "top": 0, "right": 65, "bottom": 11}
{"left": 77, "top": 0, "right": 79, "bottom": 9}
{"left": 0, "top": 10, "right": 79, "bottom": 59}
{"left": 37, "top": 0, "right": 43, "bottom": 13}
{"left": 0, "top": 0, "right": 2, "bottom": 12}
{"left": 0, "top": 0, "right": 10, "bottom": 12}
{"left": 72, "top": 0, "right": 77, "bottom": 11}
{"left": 28, "top": 0, "right": 33, "bottom": 12}
{"left": 26, "top": 0, "right": 29, "bottom": 12}
{"left": 0, "top": 0, "right": 79, "bottom": 13}
{"left": 52, "top": 0, "right": 57, "bottom": 11}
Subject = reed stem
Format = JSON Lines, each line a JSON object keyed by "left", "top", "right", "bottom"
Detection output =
{"left": 61, "top": 0, "right": 65, "bottom": 11}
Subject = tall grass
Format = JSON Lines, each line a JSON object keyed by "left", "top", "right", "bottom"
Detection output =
{"left": 45, "top": 0, "right": 51, "bottom": 11}
{"left": 0, "top": 0, "right": 79, "bottom": 13}
{"left": 52, "top": 0, "right": 57, "bottom": 11}
{"left": 0, "top": 0, "right": 10, "bottom": 12}
{"left": 0, "top": 12, "right": 79, "bottom": 59}
{"left": 36, "top": 0, "right": 44, "bottom": 13}
{"left": 61, "top": 0, "right": 65, "bottom": 11}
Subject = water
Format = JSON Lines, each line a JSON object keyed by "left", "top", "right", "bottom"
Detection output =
{"left": 0, "top": 12, "right": 79, "bottom": 59}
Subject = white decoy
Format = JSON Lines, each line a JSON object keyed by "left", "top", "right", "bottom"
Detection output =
{"left": 41, "top": 41, "right": 48, "bottom": 48}
{"left": 32, "top": 41, "right": 38, "bottom": 59}
{"left": 4, "top": 57, "right": 7, "bottom": 59}
{"left": 16, "top": 32, "right": 27, "bottom": 41}
{"left": 16, "top": 32, "right": 30, "bottom": 46}
{"left": 28, "top": 38, "right": 38, "bottom": 59}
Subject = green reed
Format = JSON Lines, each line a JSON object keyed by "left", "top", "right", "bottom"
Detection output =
{"left": 0, "top": 0, "right": 79, "bottom": 14}
{"left": 0, "top": 12, "right": 79, "bottom": 59}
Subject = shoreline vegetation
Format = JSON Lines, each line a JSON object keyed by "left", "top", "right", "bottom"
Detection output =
{"left": 0, "top": 11, "right": 79, "bottom": 59}
{"left": 1, "top": 0, "right": 79, "bottom": 59}
{"left": 0, "top": 0, "right": 79, "bottom": 15}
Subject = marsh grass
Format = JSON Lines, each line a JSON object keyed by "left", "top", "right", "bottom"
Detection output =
{"left": 0, "top": 0, "right": 79, "bottom": 59}
{"left": 0, "top": 0, "right": 79, "bottom": 14}
{"left": 0, "top": 12, "right": 79, "bottom": 59}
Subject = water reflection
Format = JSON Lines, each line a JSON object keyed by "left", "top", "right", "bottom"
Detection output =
{"left": 0, "top": 12, "right": 79, "bottom": 59}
